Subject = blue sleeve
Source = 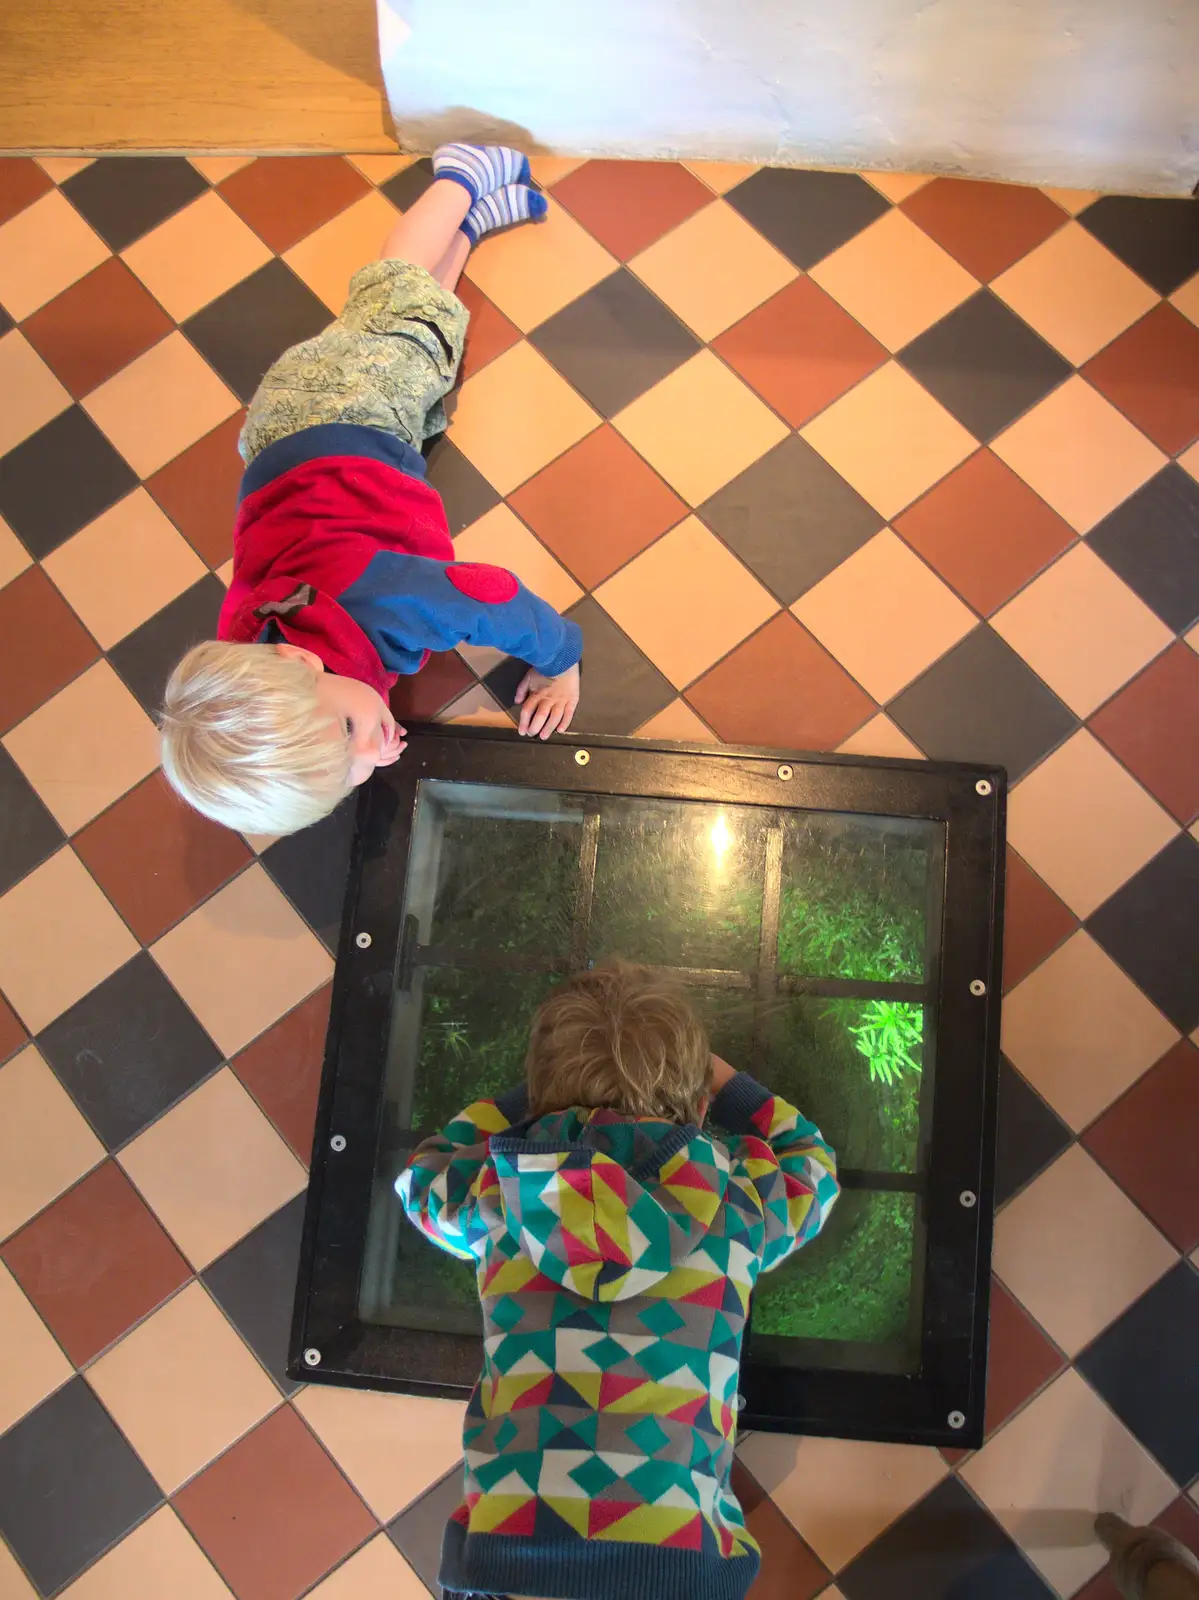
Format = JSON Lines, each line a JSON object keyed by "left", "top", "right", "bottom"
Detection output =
{"left": 338, "top": 552, "right": 583, "bottom": 677}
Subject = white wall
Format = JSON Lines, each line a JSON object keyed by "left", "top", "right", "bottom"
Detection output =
{"left": 377, "top": 0, "right": 1199, "bottom": 196}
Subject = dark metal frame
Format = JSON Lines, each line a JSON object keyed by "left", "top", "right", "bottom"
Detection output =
{"left": 290, "top": 726, "right": 1006, "bottom": 1449}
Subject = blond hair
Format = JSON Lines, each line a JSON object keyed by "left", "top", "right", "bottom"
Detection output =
{"left": 526, "top": 961, "right": 710, "bottom": 1124}
{"left": 159, "top": 641, "right": 352, "bottom": 835}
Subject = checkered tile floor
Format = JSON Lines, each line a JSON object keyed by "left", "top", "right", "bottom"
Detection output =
{"left": 0, "top": 149, "right": 1196, "bottom": 1600}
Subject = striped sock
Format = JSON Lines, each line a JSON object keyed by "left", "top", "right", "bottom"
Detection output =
{"left": 460, "top": 184, "right": 548, "bottom": 244}
{"left": 433, "top": 143, "right": 531, "bottom": 202}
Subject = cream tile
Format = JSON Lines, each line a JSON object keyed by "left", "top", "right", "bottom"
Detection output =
{"left": 792, "top": 530, "right": 975, "bottom": 702}
{"left": 530, "top": 156, "right": 587, "bottom": 187}
{"left": 990, "top": 544, "right": 1173, "bottom": 717}
{"left": 1001, "top": 931, "right": 1179, "bottom": 1129}
{"left": 122, "top": 190, "right": 272, "bottom": 322}
{"left": 0, "top": 1045, "right": 104, "bottom": 1239}
{"left": 0, "top": 330, "right": 71, "bottom": 456}
{"left": 189, "top": 154, "right": 255, "bottom": 183}
{"left": 455, "top": 640, "right": 507, "bottom": 677}
{"left": 0, "top": 1538, "right": 38, "bottom": 1597}
{"left": 801, "top": 362, "right": 976, "bottom": 520}
{"left": 862, "top": 170, "right": 932, "bottom": 203}
{"left": 462, "top": 198, "right": 617, "bottom": 333}
{"left": 348, "top": 153, "right": 414, "bottom": 184}
{"left": 453, "top": 503, "right": 582, "bottom": 615}
{"left": 1039, "top": 187, "right": 1100, "bottom": 215}
{"left": 595, "top": 517, "right": 778, "bottom": 690}
{"left": 0, "top": 851, "right": 138, "bottom": 1034}
{"left": 1179, "top": 440, "right": 1199, "bottom": 485}
{"left": 737, "top": 1432, "right": 946, "bottom": 1571}
{"left": 3, "top": 661, "right": 160, "bottom": 834}
{"left": 450, "top": 341, "right": 599, "bottom": 495}
{"left": 151, "top": 864, "right": 331, "bottom": 1056}
{"left": 634, "top": 699, "right": 719, "bottom": 743}
{"left": 993, "top": 1146, "right": 1176, "bottom": 1356}
{"left": 215, "top": 556, "right": 234, "bottom": 587}
{"left": 0, "top": 189, "right": 109, "bottom": 319}
{"left": 1007, "top": 730, "right": 1177, "bottom": 917}
{"left": 836, "top": 713, "right": 925, "bottom": 760}
{"left": 613, "top": 349, "right": 788, "bottom": 505}
{"left": 84, "top": 331, "right": 240, "bottom": 478}
{"left": 962, "top": 1368, "right": 1176, "bottom": 1595}
{"left": 36, "top": 156, "right": 95, "bottom": 183}
{"left": 304, "top": 1534, "right": 426, "bottom": 1600}
{"left": 295, "top": 1388, "right": 466, "bottom": 1520}
{"left": 119, "top": 1067, "right": 306, "bottom": 1269}
{"left": 682, "top": 161, "right": 760, "bottom": 194}
{"left": 60, "top": 1506, "right": 234, "bottom": 1600}
{"left": 0, "top": 513, "right": 32, "bottom": 589}
{"left": 0, "top": 1260, "right": 73, "bottom": 1434}
{"left": 629, "top": 200, "right": 797, "bottom": 341}
{"left": 993, "top": 377, "right": 1167, "bottom": 534}
{"left": 811, "top": 208, "right": 978, "bottom": 350}
{"left": 285, "top": 189, "right": 400, "bottom": 313}
{"left": 1172, "top": 271, "right": 1199, "bottom": 329}
{"left": 88, "top": 1282, "right": 279, "bottom": 1492}
{"left": 992, "top": 222, "right": 1158, "bottom": 365}
{"left": 438, "top": 684, "right": 510, "bottom": 727}
{"left": 44, "top": 489, "right": 207, "bottom": 649}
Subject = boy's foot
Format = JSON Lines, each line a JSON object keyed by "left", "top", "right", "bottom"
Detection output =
{"left": 433, "top": 143, "right": 531, "bottom": 202}
{"left": 460, "top": 184, "right": 548, "bottom": 244}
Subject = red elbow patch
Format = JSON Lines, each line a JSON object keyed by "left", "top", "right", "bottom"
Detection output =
{"left": 447, "top": 562, "right": 518, "bottom": 603}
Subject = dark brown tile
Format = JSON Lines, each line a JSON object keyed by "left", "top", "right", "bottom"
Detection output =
{"left": 218, "top": 156, "right": 371, "bottom": 254}
{"left": 686, "top": 612, "right": 875, "bottom": 751}
{"left": 73, "top": 770, "right": 251, "bottom": 944}
{"left": 1002, "top": 848, "right": 1078, "bottom": 992}
{"left": 455, "top": 276, "right": 521, "bottom": 382}
{"left": 20, "top": 258, "right": 173, "bottom": 399}
{"left": 1083, "top": 302, "right": 1199, "bottom": 458}
{"left": 508, "top": 424, "right": 686, "bottom": 589}
{"left": 389, "top": 649, "right": 474, "bottom": 721}
{"left": 232, "top": 983, "right": 332, "bottom": 1161}
{"left": 0, "top": 990, "right": 27, "bottom": 1062}
{"left": 174, "top": 1405, "right": 377, "bottom": 1600}
{"left": 983, "top": 1275, "right": 1066, "bottom": 1435}
{"left": 0, "top": 157, "right": 53, "bottom": 226}
{"left": 900, "top": 177, "right": 1067, "bottom": 281}
{"left": 712, "top": 275, "right": 887, "bottom": 429}
{"left": 1, "top": 1159, "right": 191, "bottom": 1364}
{"left": 552, "top": 159, "right": 712, "bottom": 261}
{"left": 1083, "top": 1039, "right": 1199, "bottom": 1253}
{"left": 0, "top": 566, "right": 99, "bottom": 736}
{"left": 1089, "top": 642, "right": 1199, "bottom": 825}
{"left": 894, "top": 448, "right": 1076, "bottom": 617}
{"left": 145, "top": 411, "right": 246, "bottom": 569}
{"left": 731, "top": 1457, "right": 830, "bottom": 1600}
{"left": 1071, "top": 1495, "right": 1199, "bottom": 1600}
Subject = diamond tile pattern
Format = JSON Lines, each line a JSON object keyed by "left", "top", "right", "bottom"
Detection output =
{"left": 1, "top": 154, "right": 1197, "bottom": 1600}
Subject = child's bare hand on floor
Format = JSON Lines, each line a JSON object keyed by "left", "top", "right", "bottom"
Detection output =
{"left": 710, "top": 1053, "right": 737, "bottom": 1092}
{"left": 515, "top": 663, "right": 580, "bottom": 739}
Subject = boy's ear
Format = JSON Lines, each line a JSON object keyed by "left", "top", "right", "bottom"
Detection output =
{"left": 275, "top": 642, "right": 325, "bottom": 674}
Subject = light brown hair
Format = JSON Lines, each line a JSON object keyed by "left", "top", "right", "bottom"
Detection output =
{"left": 526, "top": 961, "right": 710, "bottom": 1124}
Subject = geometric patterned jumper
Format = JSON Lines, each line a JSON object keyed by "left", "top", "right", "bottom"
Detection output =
{"left": 397, "top": 1072, "right": 839, "bottom": 1600}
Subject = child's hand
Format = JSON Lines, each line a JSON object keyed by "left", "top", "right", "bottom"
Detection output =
{"left": 710, "top": 1053, "right": 737, "bottom": 1091}
{"left": 515, "top": 663, "right": 580, "bottom": 739}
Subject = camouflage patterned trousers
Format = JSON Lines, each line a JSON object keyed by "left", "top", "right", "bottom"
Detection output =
{"left": 239, "top": 258, "right": 470, "bottom": 463}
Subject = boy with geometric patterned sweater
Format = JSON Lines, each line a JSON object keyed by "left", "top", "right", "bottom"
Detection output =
{"left": 398, "top": 961, "right": 839, "bottom": 1600}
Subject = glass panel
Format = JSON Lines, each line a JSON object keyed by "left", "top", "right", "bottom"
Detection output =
{"left": 778, "top": 813, "right": 940, "bottom": 982}
{"left": 750, "top": 1189, "right": 921, "bottom": 1372}
{"left": 589, "top": 798, "right": 765, "bottom": 970}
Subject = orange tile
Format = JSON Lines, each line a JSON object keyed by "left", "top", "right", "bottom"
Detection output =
{"left": 145, "top": 412, "right": 245, "bottom": 570}
{"left": 122, "top": 191, "right": 272, "bottom": 322}
{"left": 1002, "top": 847, "right": 1077, "bottom": 992}
{"left": 43, "top": 488, "right": 206, "bottom": 649}
{"left": 59, "top": 1506, "right": 233, "bottom": 1600}
{"left": 0, "top": 1261, "right": 73, "bottom": 1436}
{"left": 449, "top": 341, "right": 599, "bottom": 495}
{"left": 836, "top": 714, "right": 924, "bottom": 760}
{"left": 0, "top": 190, "right": 109, "bottom": 320}
{"left": 462, "top": 199, "right": 616, "bottom": 334}
{"left": 453, "top": 504, "right": 582, "bottom": 615}
{"left": 633, "top": 699, "right": 718, "bottom": 744}
{"left": 992, "top": 376, "right": 1166, "bottom": 534}
{"left": 1040, "top": 187, "right": 1100, "bottom": 215}
{"left": 1090, "top": 644, "right": 1199, "bottom": 825}
{"left": 1173, "top": 269, "right": 1199, "bottom": 328}
{"left": 630, "top": 200, "right": 797, "bottom": 341}
{"left": 284, "top": 189, "right": 400, "bottom": 313}
{"left": 0, "top": 1045, "right": 104, "bottom": 1239}
{"left": 217, "top": 155, "right": 372, "bottom": 253}
{"left": 3, "top": 660, "right": 160, "bottom": 835}
{"left": 454, "top": 277, "right": 521, "bottom": 381}
{"left": 899, "top": 177, "right": 1067, "bottom": 282}
{"left": 612, "top": 350, "right": 788, "bottom": 506}
{"left": 1081, "top": 302, "right": 1199, "bottom": 456}
{"left": 810, "top": 208, "right": 978, "bottom": 351}
{"left": 20, "top": 257, "right": 174, "bottom": 399}
{"left": 189, "top": 154, "right": 255, "bottom": 183}
{"left": 792, "top": 530, "right": 975, "bottom": 703}
{"left": 1006, "top": 729, "right": 1177, "bottom": 917}
{"left": 682, "top": 161, "right": 761, "bottom": 194}
{"left": 594, "top": 516, "right": 778, "bottom": 689}
{"left": 552, "top": 160, "right": 713, "bottom": 261}
{"left": 438, "top": 683, "right": 509, "bottom": 727}
{"left": 83, "top": 331, "right": 240, "bottom": 479}
{"left": 294, "top": 1387, "right": 466, "bottom": 1520}
{"left": 800, "top": 361, "right": 975, "bottom": 520}
{"left": 0, "top": 514, "right": 31, "bottom": 591}
{"left": 348, "top": 154, "right": 413, "bottom": 185}
{"left": 990, "top": 544, "right": 1172, "bottom": 717}
{"left": 0, "top": 330, "right": 71, "bottom": 456}
{"left": 861, "top": 170, "right": 931, "bottom": 203}
{"left": 0, "top": 852, "right": 138, "bottom": 1034}
{"left": 304, "top": 1535, "right": 427, "bottom": 1600}
{"left": 992, "top": 222, "right": 1158, "bottom": 365}
{"left": 0, "top": 567, "right": 99, "bottom": 738}
{"left": 0, "top": 156, "right": 53, "bottom": 225}
{"left": 231, "top": 983, "right": 331, "bottom": 1161}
